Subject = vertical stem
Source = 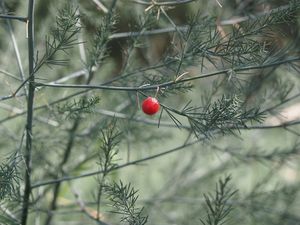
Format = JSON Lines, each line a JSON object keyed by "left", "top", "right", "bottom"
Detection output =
{"left": 21, "top": 1, "right": 35, "bottom": 225}
{"left": 44, "top": 120, "right": 80, "bottom": 225}
{"left": 0, "top": 1, "right": 27, "bottom": 97}
{"left": 44, "top": 2, "right": 119, "bottom": 224}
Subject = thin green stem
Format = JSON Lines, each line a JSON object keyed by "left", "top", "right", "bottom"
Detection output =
{"left": 34, "top": 56, "right": 300, "bottom": 91}
{"left": 32, "top": 139, "right": 201, "bottom": 189}
{"left": 21, "top": 0, "right": 35, "bottom": 225}
{"left": 43, "top": 3, "right": 118, "bottom": 224}
{"left": 0, "top": 68, "right": 21, "bottom": 81}
{"left": 0, "top": 14, "right": 27, "bottom": 22}
{"left": 30, "top": 117, "right": 300, "bottom": 189}
{"left": 44, "top": 121, "right": 80, "bottom": 225}
{"left": 131, "top": 0, "right": 196, "bottom": 6}
{"left": 0, "top": 1, "right": 27, "bottom": 97}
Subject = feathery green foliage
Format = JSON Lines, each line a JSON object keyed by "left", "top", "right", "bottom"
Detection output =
{"left": 97, "top": 119, "right": 121, "bottom": 174}
{"left": 35, "top": 5, "right": 81, "bottom": 70}
{"left": 105, "top": 181, "right": 148, "bottom": 225}
{"left": 0, "top": 152, "right": 20, "bottom": 201}
{"left": 200, "top": 176, "right": 237, "bottom": 225}
{"left": 56, "top": 95, "right": 100, "bottom": 119}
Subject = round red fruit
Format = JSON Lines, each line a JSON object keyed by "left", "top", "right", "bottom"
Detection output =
{"left": 142, "top": 97, "right": 160, "bottom": 115}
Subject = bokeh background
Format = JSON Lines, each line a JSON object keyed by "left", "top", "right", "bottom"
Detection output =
{"left": 1, "top": 0, "right": 300, "bottom": 224}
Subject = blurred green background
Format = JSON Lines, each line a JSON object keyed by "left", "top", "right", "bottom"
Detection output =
{"left": 1, "top": 0, "right": 300, "bottom": 224}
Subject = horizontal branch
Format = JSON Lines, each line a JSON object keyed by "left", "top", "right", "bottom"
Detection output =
{"left": 0, "top": 3, "right": 295, "bottom": 102}
{"left": 108, "top": 26, "right": 185, "bottom": 39}
{"left": 244, "top": 120, "right": 300, "bottom": 130}
{"left": 34, "top": 56, "right": 300, "bottom": 92}
{"left": 130, "top": 0, "right": 196, "bottom": 6}
{"left": 31, "top": 117, "right": 300, "bottom": 189}
{"left": 31, "top": 139, "right": 200, "bottom": 189}
{"left": 0, "top": 91, "right": 88, "bottom": 124}
{"left": 0, "top": 52, "right": 169, "bottom": 103}
{"left": 0, "top": 68, "right": 90, "bottom": 102}
{"left": 4, "top": 55, "right": 298, "bottom": 103}
{"left": 0, "top": 14, "right": 27, "bottom": 22}
{"left": 93, "top": 109, "right": 300, "bottom": 131}
{"left": 262, "top": 93, "right": 300, "bottom": 114}
{"left": 94, "top": 109, "right": 182, "bottom": 128}
{"left": 108, "top": 3, "right": 294, "bottom": 40}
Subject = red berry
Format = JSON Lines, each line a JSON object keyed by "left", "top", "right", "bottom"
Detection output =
{"left": 142, "top": 97, "right": 160, "bottom": 115}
